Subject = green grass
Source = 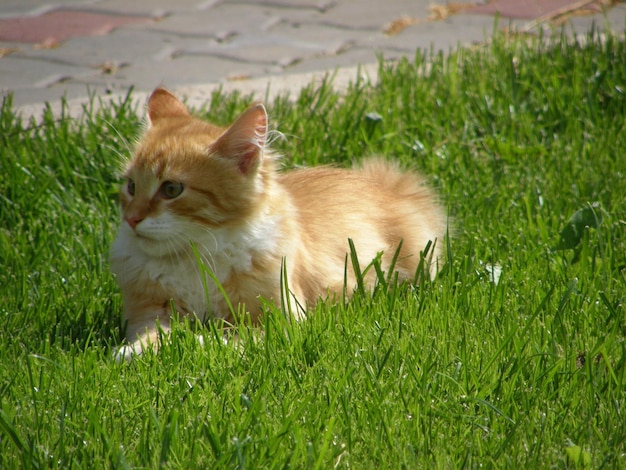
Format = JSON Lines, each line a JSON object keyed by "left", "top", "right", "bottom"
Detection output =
{"left": 1, "top": 29, "right": 625, "bottom": 468}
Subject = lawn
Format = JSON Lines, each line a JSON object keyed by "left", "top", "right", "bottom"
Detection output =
{"left": 0, "top": 30, "right": 624, "bottom": 468}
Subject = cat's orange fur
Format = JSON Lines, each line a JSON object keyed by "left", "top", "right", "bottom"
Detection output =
{"left": 110, "top": 87, "right": 447, "bottom": 359}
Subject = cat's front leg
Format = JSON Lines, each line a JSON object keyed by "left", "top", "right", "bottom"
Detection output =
{"left": 114, "top": 303, "right": 171, "bottom": 361}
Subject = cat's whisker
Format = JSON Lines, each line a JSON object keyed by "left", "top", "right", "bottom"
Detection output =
{"left": 163, "top": 230, "right": 211, "bottom": 272}
{"left": 104, "top": 118, "right": 133, "bottom": 157}
{"left": 266, "top": 129, "right": 287, "bottom": 147}
{"left": 102, "top": 144, "right": 128, "bottom": 169}
{"left": 166, "top": 239, "right": 181, "bottom": 264}
{"left": 194, "top": 224, "right": 219, "bottom": 247}
{"left": 189, "top": 226, "right": 223, "bottom": 268}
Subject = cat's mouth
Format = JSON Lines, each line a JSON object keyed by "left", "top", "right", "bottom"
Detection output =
{"left": 132, "top": 229, "right": 157, "bottom": 242}
{"left": 132, "top": 228, "right": 188, "bottom": 256}
{"left": 136, "top": 234, "right": 160, "bottom": 244}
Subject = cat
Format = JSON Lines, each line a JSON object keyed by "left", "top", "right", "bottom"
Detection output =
{"left": 110, "top": 87, "right": 447, "bottom": 360}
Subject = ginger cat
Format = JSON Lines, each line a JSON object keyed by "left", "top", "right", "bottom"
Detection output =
{"left": 110, "top": 88, "right": 447, "bottom": 359}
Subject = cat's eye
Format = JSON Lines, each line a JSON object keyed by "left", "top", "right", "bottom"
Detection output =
{"left": 127, "top": 179, "right": 135, "bottom": 196}
{"left": 160, "top": 181, "right": 184, "bottom": 199}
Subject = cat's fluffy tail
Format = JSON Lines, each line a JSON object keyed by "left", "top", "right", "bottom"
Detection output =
{"left": 356, "top": 157, "right": 449, "bottom": 274}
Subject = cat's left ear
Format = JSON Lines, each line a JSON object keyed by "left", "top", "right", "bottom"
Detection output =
{"left": 147, "top": 87, "right": 190, "bottom": 124}
{"left": 214, "top": 103, "right": 267, "bottom": 175}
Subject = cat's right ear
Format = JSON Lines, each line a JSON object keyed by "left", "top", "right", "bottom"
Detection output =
{"left": 213, "top": 103, "right": 268, "bottom": 175}
{"left": 147, "top": 87, "right": 189, "bottom": 123}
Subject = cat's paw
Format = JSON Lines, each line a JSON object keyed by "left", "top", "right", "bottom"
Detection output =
{"left": 114, "top": 334, "right": 213, "bottom": 361}
{"left": 113, "top": 344, "right": 137, "bottom": 362}
{"left": 113, "top": 340, "right": 149, "bottom": 362}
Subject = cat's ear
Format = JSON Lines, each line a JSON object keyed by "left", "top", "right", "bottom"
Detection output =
{"left": 214, "top": 103, "right": 267, "bottom": 175}
{"left": 147, "top": 87, "right": 189, "bottom": 123}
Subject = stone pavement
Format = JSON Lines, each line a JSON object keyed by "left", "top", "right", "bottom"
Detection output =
{"left": 0, "top": 0, "right": 624, "bottom": 118}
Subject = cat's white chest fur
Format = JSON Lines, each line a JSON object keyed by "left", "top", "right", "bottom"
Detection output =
{"left": 110, "top": 211, "right": 281, "bottom": 320}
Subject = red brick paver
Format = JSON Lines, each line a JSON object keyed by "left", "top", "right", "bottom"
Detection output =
{"left": 0, "top": 10, "right": 153, "bottom": 45}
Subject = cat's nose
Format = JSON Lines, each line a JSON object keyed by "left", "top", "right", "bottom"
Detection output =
{"left": 125, "top": 215, "right": 144, "bottom": 230}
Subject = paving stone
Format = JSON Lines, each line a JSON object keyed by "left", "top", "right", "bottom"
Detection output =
{"left": 179, "top": 27, "right": 359, "bottom": 69}
{"left": 382, "top": 14, "right": 499, "bottom": 55}
{"left": 316, "top": 0, "right": 434, "bottom": 31}
{"left": 0, "top": 40, "right": 27, "bottom": 54}
{"left": 222, "top": 0, "right": 335, "bottom": 13}
{"left": 561, "top": 8, "right": 626, "bottom": 37}
{"left": 143, "top": 4, "right": 285, "bottom": 38}
{"left": 285, "top": 46, "right": 386, "bottom": 75}
{"left": 180, "top": 42, "right": 304, "bottom": 68}
{"left": 0, "top": 0, "right": 53, "bottom": 18}
{"left": 468, "top": 0, "right": 607, "bottom": 19}
{"left": 68, "top": 54, "right": 261, "bottom": 92}
{"left": 0, "top": 55, "right": 97, "bottom": 92}
{"left": 0, "top": 0, "right": 98, "bottom": 19}
{"left": 86, "top": 0, "right": 207, "bottom": 17}
{"left": 266, "top": 20, "right": 375, "bottom": 51}
{"left": 16, "top": 29, "right": 183, "bottom": 67}
{"left": 223, "top": 2, "right": 334, "bottom": 28}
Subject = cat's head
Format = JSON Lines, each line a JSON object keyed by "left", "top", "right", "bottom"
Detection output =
{"left": 118, "top": 87, "right": 274, "bottom": 255}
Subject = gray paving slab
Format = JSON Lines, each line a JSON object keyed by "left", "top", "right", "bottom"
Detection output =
{"left": 0, "top": 0, "right": 98, "bottom": 19}
{"left": 381, "top": 14, "right": 502, "bottom": 55}
{"left": 313, "top": 0, "right": 433, "bottom": 31}
{"left": 266, "top": 20, "right": 374, "bottom": 50}
{"left": 142, "top": 4, "right": 285, "bottom": 37}
{"left": 0, "top": 40, "right": 27, "bottom": 51}
{"left": 70, "top": 54, "right": 261, "bottom": 91}
{"left": 0, "top": 0, "right": 50, "bottom": 18}
{"left": 83, "top": 0, "right": 207, "bottom": 17}
{"left": 566, "top": 6, "right": 626, "bottom": 35}
{"left": 223, "top": 0, "right": 334, "bottom": 11}
{"left": 179, "top": 31, "right": 353, "bottom": 68}
{"left": 285, "top": 46, "right": 390, "bottom": 75}
{"left": 0, "top": 55, "right": 97, "bottom": 91}
{"left": 14, "top": 29, "right": 173, "bottom": 67}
